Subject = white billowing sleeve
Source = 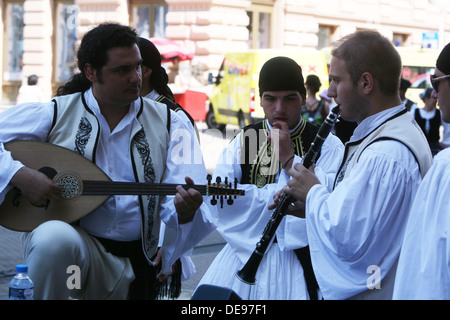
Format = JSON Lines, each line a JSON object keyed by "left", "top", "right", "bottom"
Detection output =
{"left": 393, "top": 148, "right": 450, "bottom": 300}
{"left": 0, "top": 102, "right": 54, "bottom": 203}
{"left": 211, "top": 132, "right": 344, "bottom": 263}
{"left": 305, "top": 140, "right": 422, "bottom": 300}
{"left": 211, "top": 135, "right": 283, "bottom": 263}
{"left": 158, "top": 111, "right": 217, "bottom": 274}
{"left": 276, "top": 133, "right": 344, "bottom": 251}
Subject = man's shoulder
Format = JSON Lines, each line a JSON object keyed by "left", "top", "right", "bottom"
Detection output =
{"left": 242, "top": 120, "right": 265, "bottom": 132}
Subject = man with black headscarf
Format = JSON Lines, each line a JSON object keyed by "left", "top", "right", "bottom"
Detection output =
{"left": 393, "top": 42, "right": 450, "bottom": 300}
{"left": 137, "top": 37, "right": 195, "bottom": 129}
{"left": 137, "top": 37, "right": 199, "bottom": 298}
{"left": 195, "top": 56, "right": 343, "bottom": 300}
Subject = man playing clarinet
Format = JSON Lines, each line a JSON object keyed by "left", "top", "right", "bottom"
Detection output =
{"left": 195, "top": 56, "right": 343, "bottom": 300}
{"left": 283, "top": 30, "right": 432, "bottom": 300}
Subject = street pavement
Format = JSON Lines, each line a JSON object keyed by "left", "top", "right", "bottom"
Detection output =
{"left": 0, "top": 119, "right": 238, "bottom": 300}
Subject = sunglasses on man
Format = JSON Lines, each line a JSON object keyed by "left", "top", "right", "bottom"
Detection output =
{"left": 431, "top": 74, "right": 450, "bottom": 93}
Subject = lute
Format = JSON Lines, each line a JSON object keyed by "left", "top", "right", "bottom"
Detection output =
{"left": 0, "top": 140, "right": 244, "bottom": 232}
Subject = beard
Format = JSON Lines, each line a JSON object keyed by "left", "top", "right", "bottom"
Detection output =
{"left": 338, "top": 93, "right": 368, "bottom": 124}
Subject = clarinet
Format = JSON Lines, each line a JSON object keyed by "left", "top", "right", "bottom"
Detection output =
{"left": 236, "top": 105, "right": 340, "bottom": 285}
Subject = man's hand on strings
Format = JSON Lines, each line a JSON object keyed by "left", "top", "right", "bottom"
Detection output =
{"left": 10, "top": 166, "right": 61, "bottom": 208}
{"left": 175, "top": 176, "right": 203, "bottom": 224}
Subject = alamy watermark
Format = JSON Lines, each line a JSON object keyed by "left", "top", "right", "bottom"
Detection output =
{"left": 366, "top": 265, "right": 381, "bottom": 290}
{"left": 171, "top": 127, "right": 281, "bottom": 175}
{"left": 66, "top": 265, "right": 81, "bottom": 290}
{"left": 66, "top": 5, "right": 79, "bottom": 31}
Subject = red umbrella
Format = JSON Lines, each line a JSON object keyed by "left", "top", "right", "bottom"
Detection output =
{"left": 149, "top": 37, "right": 194, "bottom": 63}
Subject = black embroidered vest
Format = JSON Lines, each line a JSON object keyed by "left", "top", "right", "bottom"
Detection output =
{"left": 240, "top": 120, "right": 319, "bottom": 185}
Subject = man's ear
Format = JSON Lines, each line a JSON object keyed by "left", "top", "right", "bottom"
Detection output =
{"left": 300, "top": 93, "right": 307, "bottom": 106}
{"left": 360, "top": 72, "right": 374, "bottom": 94}
{"left": 84, "top": 63, "right": 97, "bottom": 83}
{"left": 141, "top": 65, "right": 152, "bottom": 79}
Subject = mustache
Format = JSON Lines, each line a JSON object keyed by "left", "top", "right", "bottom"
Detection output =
{"left": 125, "top": 83, "right": 140, "bottom": 91}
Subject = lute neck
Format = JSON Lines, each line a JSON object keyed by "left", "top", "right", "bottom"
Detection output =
{"left": 82, "top": 180, "right": 208, "bottom": 196}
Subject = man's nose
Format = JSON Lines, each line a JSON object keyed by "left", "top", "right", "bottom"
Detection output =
{"left": 327, "top": 82, "right": 337, "bottom": 98}
{"left": 431, "top": 88, "right": 438, "bottom": 100}
{"left": 274, "top": 99, "right": 285, "bottom": 112}
{"left": 131, "top": 67, "right": 142, "bottom": 83}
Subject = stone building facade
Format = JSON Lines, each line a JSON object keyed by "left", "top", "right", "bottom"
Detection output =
{"left": 1, "top": 0, "right": 449, "bottom": 104}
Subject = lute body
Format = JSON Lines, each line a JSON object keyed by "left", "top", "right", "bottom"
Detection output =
{"left": 0, "top": 140, "right": 244, "bottom": 231}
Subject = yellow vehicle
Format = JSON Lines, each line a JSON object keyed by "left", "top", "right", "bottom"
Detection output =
{"left": 206, "top": 49, "right": 329, "bottom": 130}
{"left": 396, "top": 47, "right": 440, "bottom": 108}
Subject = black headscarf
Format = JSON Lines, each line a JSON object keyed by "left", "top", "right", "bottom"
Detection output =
{"left": 138, "top": 37, "right": 175, "bottom": 102}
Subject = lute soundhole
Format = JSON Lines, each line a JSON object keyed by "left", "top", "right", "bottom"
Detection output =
{"left": 54, "top": 171, "right": 83, "bottom": 202}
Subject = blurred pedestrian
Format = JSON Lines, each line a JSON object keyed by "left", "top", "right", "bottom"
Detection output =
{"left": 413, "top": 87, "right": 442, "bottom": 156}
{"left": 399, "top": 78, "right": 417, "bottom": 112}
{"left": 16, "top": 74, "right": 45, "bottom": 104}
{"left": 303, "top": 74, "right": 328, "bottom": 125}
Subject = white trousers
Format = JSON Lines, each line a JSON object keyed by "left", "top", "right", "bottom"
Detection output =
{"left": 22, "top": 220, "right": 135, "bottom": 300}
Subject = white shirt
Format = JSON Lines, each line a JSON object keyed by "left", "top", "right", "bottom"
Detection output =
{"left": 198, "top": 119, "right": 343, "bottom": 299}
{"left": 393, "top": 147, "right": 450, "bottom": 299}
{"left": 305, "top": 105, "right": 424, "bottom": 299}
{"left": 0, "top": 89, "right": 216, "bottom": 273}
{"left": 214, "top": 119, "right": 344, "bottom": 263}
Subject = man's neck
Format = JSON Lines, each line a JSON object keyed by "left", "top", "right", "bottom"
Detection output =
{"left": 100, "top": 104, "right": 130, "bottom": 132}
{"left": 140, "top": 81, "right": 152, "bottom": 97}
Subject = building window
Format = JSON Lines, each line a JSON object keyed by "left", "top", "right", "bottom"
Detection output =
{"left": 393, "top": 33, "right": 408, "bottom": 47}
{"left": 3, "top": 2, "right": 24, "bottom": 81}
{"left": 53, "top": 1, "right": 77, "bottom": 83}
{"left": 247, "top": 4, "right": 272, "bottom": 49}
{"left": 130, "top": 1, "right": 168, "bottom": 38}
{"left": 317, "top": 25, "right": 336, "bottom": 50}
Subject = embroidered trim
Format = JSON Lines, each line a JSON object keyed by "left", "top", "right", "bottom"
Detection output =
{"left": 249, "top": 120, "right": 306, "bottom": 188}
{"left": 133, "top": 129, "right": 158, "bottom": 253}
{"left": 74, "top": 117, "right": 92, "bottom": 156}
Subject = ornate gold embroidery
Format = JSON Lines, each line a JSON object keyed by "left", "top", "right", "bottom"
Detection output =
{"left": 249, "top": 121, "right": 307, "bottom": 188}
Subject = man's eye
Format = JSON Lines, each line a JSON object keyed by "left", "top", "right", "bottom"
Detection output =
{"left": 115, "top": 67, "right": 128, "bottom": 73}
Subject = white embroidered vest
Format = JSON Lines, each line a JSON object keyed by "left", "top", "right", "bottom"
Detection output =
{"left": 334, "top": 110, "right": 432, "bottom": 188}
{"left": 47, "top": 92, "right": 170, "bottom": 262}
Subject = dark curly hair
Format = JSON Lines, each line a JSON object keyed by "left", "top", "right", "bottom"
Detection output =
{"left": 56, "top": 22, "right": 138, "bottom": 96}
